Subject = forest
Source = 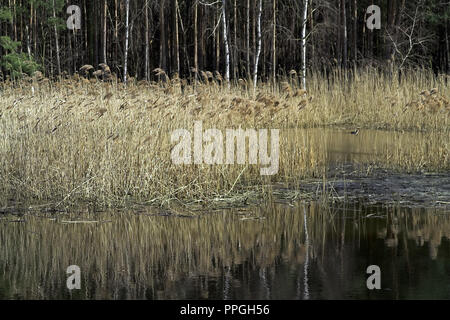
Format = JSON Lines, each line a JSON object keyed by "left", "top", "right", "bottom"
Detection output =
{"left": 0, "top": 0, "right": 449, "bottom": 84}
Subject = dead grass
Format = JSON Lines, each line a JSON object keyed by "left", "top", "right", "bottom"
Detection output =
{"left": 0, "top": 68, "right": 448, "bottom": 209}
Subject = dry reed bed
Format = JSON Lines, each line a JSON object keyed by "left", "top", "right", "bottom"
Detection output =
{"left": 0, "top": 69, "right": 448, "bottom": 208}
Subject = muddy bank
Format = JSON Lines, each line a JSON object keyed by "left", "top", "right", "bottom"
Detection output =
{"left": 289, "top": 166, "right": 450, "bottom": 210}
{"left": 1, "top": 164, "right": 448, "bottom": 215}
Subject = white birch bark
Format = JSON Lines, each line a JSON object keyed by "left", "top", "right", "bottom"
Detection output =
{"left": 301, "top": 0, "right": 309, "bottom": 90}
{"left": 253, "top": 0, "right": 262, "bottom": 91}
{"left": 222, "top": 0, "right": 230, "bottom": 85}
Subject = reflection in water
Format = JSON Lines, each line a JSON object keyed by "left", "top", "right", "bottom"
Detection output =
{"left": 303, "top": 206, "right": 309, "bottom": 300}
{"left": 288, "top": 128, "right": 449, "bottom": 171}
{"left": 1, "top": 203, "right": 449, "bottom": 300}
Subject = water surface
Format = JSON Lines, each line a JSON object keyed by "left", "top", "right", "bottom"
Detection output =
{"left": 1, "top": 203, "right": 449, "bottom": 300}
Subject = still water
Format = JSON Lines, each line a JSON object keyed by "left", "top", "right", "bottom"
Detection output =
{"left": 1, "top": 203, "right": 449, "bottom": 300}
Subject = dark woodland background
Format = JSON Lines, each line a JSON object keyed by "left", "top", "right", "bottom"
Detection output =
{"left": 0, "top": 0, "right": 449, "bottom": 82}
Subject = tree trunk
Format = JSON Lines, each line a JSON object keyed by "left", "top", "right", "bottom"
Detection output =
{"left": 160, "top": 0, "right": 167, "bottom": 72}
{"left": 26, "top": 25, "right": 31, "bottom": 58}
{"left": 33, "top": 4, "right": 36, "bottom": 54}
{"left": 353, "top": 0, "right": 357, "bottom": 65}
{"left": 222, "top": 0, "right": 230, "bottom": 84}
{"left": 216, "top": 3, "right": 220, "bottom": 73}
{"left": 194, "top": 1, "right": 198, "bottom": 76}
{"left": 386, "top": 0, "right": 397, "bottom": 60}
{"left": 233, "top": 0, "right": 238, "bottom": 80}
{"left": 65, "top": 0, "right": 74, "bottom": 73}
{"left": 52, "top": 0, "right": 61, "bottom": 75}
{"left": 84, "top": 1, "right": 88, "bottom": 60}
{"left": 145, "top": 1, "right": 150, "bottom": 80}
{"left": 273, "top": 0, "right": 276, "bottom": 87}
{"left": 252, "top": 0, "right": 256, "bottom": 69}
{"left": 337, "top": 0, "right": 341, "bottom": 65}
{"left": 94, "top": 0, "right": 99, "bottom": 67}
{"left": 177, "top": 5, "right": 190, "bottom": 74}
{"left": 115, "top": 0, "right": 119, "bottom": 68}
{"left": 29, "top": 2, "right": 33, "bottom": 57}
{"left": 309, "top": 1, "right": 314, "bottom": 67}
{"left": 124, "top": 0, "right": 130, "bottom": 83}
{"left": 103, "top": 0, "right": 107, "bottom": 64}
{"left": 12, "top": 0, "right": 17, "bottom": 41}
{"left": 199, "top": 5, "right": 206, "bottom": 70}
{"left": 174, "top": 0, "right": 180, "bottom": 75}
{"left": 87, "top": 1, "right": 95, "bottom": 66}
{"left": 247, "top": 0, "right": 251, "bottom": 79}
{"left": 341, "top": 0, "right": 347, "bottom": 68}
{"left": 301, "top": 0, "right": 309, "bottom": 90}
{"left": 445, "top": 12, "right": 450, "bottom": 72}
{"left": 253, "top": 0, "right": 262, "bottom": 90}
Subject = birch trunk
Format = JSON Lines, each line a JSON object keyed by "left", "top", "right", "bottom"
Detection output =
{"left": 26, "top": 26, "right": 31, "bottom": 58}
{"left": 222, "top": 0, "right": 230, "bottom": 85}
{"left": 253, "top": 0, "right": 262, "bottom": 91}
{"left": 301, "top": 0, "right": 309, "bottom": 90}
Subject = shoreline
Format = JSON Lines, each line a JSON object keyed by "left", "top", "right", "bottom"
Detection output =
{"left": 2, "top": 166, "right": 449, "bottom": 214}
